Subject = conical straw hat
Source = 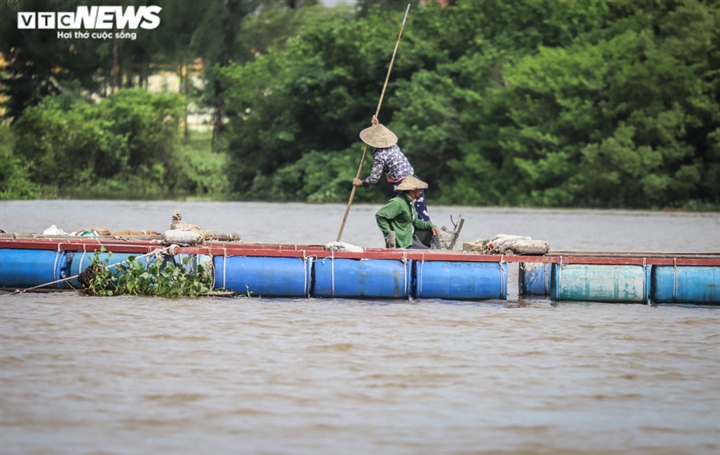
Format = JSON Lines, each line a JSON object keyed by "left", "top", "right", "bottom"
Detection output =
{"left": 359, "top": 124, "right": 398, "bottom": 148}
{"left": 395, "top": 174, "right": 428, "bottom": 191}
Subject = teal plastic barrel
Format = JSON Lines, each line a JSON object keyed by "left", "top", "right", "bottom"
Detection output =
{"left": 214, "top": 256, "right": 311, "bottom": 297}
{"left": 519, "top": 262, "right": 552, "bottom": 296}
{"left": 551, "top": 264, "right": 650, "bottom": 303}
{"left": 651, "top": 266, "right": 720, "bottom": 304}
{"left": 414, "top": 261, "right": 507, "bottom": 300}
{"left": 0, "top": 249, "right": 67, "bottom": 289}
{"left": 313, "top": 258, "right": 410, "bottom": 299}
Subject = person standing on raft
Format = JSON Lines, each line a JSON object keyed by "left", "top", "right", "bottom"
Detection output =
{"left": 375, "top": 175, "right": 440, "bottom": 249}
{"left": 352, "top": 116, "right": 431, "bottom": 221}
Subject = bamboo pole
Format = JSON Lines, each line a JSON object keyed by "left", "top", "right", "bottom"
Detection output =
{"left": 336, "top": 4, "right": 410, "bottom": 242}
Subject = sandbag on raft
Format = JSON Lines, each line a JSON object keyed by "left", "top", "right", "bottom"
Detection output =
{"left": 324, "top": 242, "right": 365, "bottom": 253}
{"left": 163, "top": 229, "right": 205, "bottom": 246}
{"left": 463, "top": 234, "right": 549, "bottom": 255}
{"left": 162, "top": 210, "right": 227, "bottom": 245}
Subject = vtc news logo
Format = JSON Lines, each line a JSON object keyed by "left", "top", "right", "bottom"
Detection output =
{"left": 17, "top": 6, "right": 162, "bottom": 30}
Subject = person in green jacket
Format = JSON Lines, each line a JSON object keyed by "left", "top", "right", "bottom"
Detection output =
{"left": 375, "top": 175, "right": 440, "bottom": 249}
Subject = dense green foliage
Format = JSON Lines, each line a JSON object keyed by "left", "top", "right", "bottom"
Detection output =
{"left": 455, "top": 0, "right": 720, "bottom": 208}
{"left": 220, "top": 0, "right": 720, "bottom": 209}
{"left": 1, "top": 0, "right": 718, "bottom": 209}
{"left": 15, "top": 89, "right": 172, "bottom": 195}
{"left": 16, "top": 89, "right": 183, "bottom": 182}
{"left": 81, "top": 248, "right": 212, "bottom": 297}
{"left": 5, "top": 89, "right": 229, "bottom": 198}
{"left": 0, "top": 123, "right": 51, "bottom": 199}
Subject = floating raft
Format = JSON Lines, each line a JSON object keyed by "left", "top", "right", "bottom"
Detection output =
{"left": 1, "top": 237, "right": 718, "bottom": 304}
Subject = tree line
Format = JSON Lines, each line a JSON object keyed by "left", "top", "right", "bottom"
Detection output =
{"left": 1, "top": 0, "right": 317, "bottom": 198}
{"left": 2, "top": 0, "right": 719, "bottom": 209}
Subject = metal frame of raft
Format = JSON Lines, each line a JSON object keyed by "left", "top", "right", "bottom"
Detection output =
{"left": 1, "top": 238, "right": 718, "bottom": 304}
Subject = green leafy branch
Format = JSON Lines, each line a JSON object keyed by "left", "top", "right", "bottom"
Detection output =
{"left": 80, "top": 249, "right": 213, "bottom": 298}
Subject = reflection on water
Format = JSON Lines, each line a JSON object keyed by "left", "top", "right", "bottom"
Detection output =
{"left": 1, "top": 201, "right": 719, "bottom": 454}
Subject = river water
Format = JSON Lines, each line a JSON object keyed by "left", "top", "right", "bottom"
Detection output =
{"left": 1, "top": 201, "right": 719, "bottom": 454}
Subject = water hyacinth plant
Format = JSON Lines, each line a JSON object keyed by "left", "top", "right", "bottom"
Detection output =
{"left": 81, "top": 248, "right": 213, "bottom": 298}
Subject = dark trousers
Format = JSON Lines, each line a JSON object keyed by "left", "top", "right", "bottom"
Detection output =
{"left": 410, "top": 229, "right": 434, "bottom": 249}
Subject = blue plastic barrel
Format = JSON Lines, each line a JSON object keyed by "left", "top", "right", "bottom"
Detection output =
{"left": 214, "top": 256, "right": 310, "bottom": 297}
{"left": 551, "top": 264, "right": 650, "bottom": 303}
{"left": 313, "top": 258, "right": 410, "bottom": 299}
{"left": 173, "top": 254, "right": 213, "bottom": 276}
{"left": 67, "top": 251, "right": 152, "bottom": 288}
{"left": 651, "top": 266, "right": 720, "bottom": 304}
{"left": 414, "top": 261, "right": 507, "bottom": 300}
{"left": 0, "top": 249, "right": 67, "bottom": 289}
{"left": 519, "top": 262, "right": 552, "bottom": 296}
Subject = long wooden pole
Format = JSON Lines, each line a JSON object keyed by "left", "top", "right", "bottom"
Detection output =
{"left": 336, "top": 4, "right": 410, "bottom": 242}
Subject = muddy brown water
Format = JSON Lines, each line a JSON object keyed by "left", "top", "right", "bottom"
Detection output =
{"left": 1, "top": 201, "right": 719, "bottom": 454}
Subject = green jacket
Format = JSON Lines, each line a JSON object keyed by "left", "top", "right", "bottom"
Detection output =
{"left": 375, "top": 194, "right": 435, "bottom": 248}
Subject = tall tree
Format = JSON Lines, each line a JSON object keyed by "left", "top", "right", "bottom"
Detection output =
{"left": 0, "top": 0, "right": 105, "bottom": 121}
